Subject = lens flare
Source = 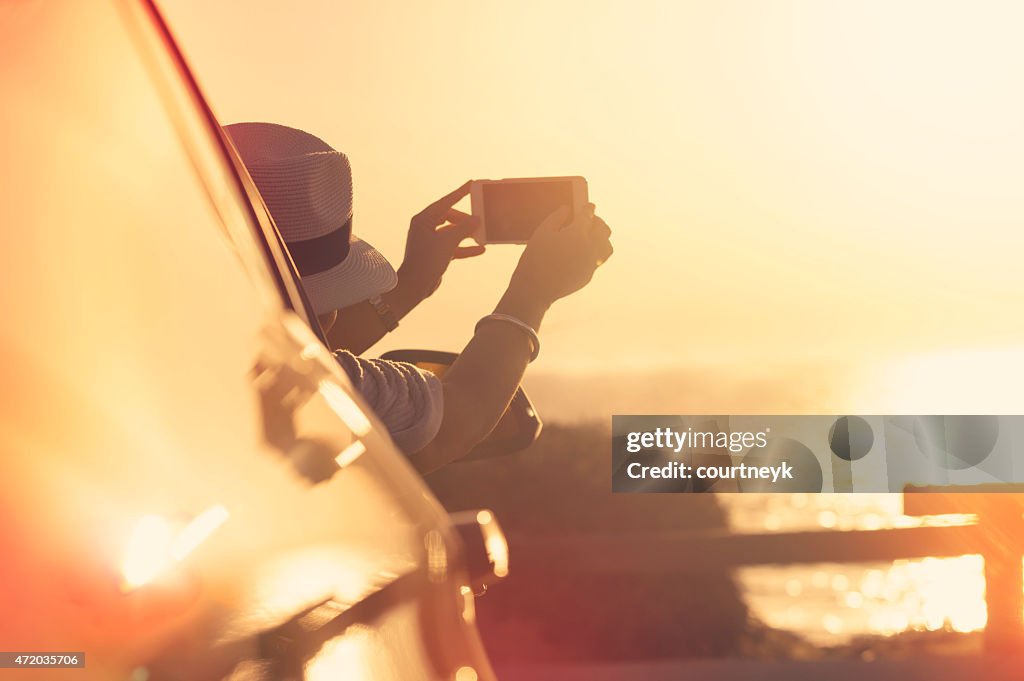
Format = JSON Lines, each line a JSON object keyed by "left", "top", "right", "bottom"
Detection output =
{"left": 121, "top": 506, "right": 230, "bottom": 590}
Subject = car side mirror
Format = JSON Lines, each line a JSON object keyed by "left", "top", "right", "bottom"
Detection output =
{"left": 448, "top": 509, "right": 509, "bottom": 594}
{"left": 379, "top": 349, "right": 542, "bottom": 461}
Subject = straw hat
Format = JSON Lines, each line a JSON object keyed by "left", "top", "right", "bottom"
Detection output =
{"left": 224, "top": 122, "right": 397, "bottom": 315}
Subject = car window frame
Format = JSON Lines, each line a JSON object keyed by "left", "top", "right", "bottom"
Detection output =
{"left": 120, "top": 0, "right": 328, "bottom": 344}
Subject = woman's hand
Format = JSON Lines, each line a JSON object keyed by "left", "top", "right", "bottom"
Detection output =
{"left": 325, "top": 182, "right": 484, "bottom": 354}
{"left": 508, "top": 203, "right": 613, "bottom": 307}
{"left": 410, "top": 202, "right": 613, "bottom": 473}
{"left": 397, "top": 181, "right": 485, "bottom": 303}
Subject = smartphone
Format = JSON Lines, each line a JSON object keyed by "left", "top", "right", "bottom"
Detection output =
{"left": 470, "top": 176, "right": 588, "bottom": 244}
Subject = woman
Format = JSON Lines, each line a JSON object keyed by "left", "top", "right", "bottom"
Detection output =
{"left": 226, "top": 122, "right": 612, "bottom": 473}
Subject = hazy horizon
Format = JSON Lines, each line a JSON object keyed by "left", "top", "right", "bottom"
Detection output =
{"left": 525, "top": 346, "right": 1024, "bottom": 421}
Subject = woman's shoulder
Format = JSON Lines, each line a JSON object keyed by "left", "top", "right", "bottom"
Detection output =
{"left": 331, "top": 349, "right": 443, "bottom": 454}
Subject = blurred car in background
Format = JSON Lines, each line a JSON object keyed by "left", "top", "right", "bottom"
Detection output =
{"left": 0, "top": 1, "right": 505, "bottom": 679}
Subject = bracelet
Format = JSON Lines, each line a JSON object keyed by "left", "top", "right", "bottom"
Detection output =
{"left": 475, "top": 313, "right": 540, "bottom": 362}
{"left": 368, "top": 295, "right": 399, "bottom": 332}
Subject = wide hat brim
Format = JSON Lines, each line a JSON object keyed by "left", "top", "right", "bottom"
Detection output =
{"left": 300, "top": 235, "right": 397, "bottom": 315}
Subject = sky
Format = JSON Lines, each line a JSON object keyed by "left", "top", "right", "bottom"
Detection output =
{"left": 160, "top": 1, "right": 1024, "bottom": 405}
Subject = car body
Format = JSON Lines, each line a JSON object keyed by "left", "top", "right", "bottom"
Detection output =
{"left": 0, "top": 1, "right": 499, "bottom": 679}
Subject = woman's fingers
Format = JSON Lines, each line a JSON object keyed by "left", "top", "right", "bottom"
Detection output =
{"left": 591, "top": 215, "right": 612, "bottom": 239}
{"left": 446, "top": 207, "right": 472, "bottom": 222}
{"left": 437, "top": 215, "right": 480, "bottom": 237}
{"left": 414, "top": 181, "right": 473, "bottom": 226}
{"left": 453, "top": 245, "right": 486, "bottom": 259}
{"left": 588, "top": 214, "right": 613, "bottom": 265}
{"left": 593, "top": 238, "right": 614, "bottom": 265}
{"left": 534, "top": 205, "right": 572, "bottom": 236}
{"left": 428, "top": 181, "right": 471, "bottom": 213}
{"left": 573, "top": 203, "right": 596, "bottom": 230}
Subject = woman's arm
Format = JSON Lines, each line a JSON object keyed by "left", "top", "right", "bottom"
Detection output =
{"left": 325, "top": 272, "right": 434, "bottom": 353}
{"left": 410, "top": 204, "right": 613, "bottom": 473}
{"left": 326, "top": 182, "right": 484, "bottom": 353}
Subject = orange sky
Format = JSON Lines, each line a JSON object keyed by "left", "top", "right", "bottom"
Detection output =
{"left": 161, "top": 1, "right": 1024, "bottom": 403}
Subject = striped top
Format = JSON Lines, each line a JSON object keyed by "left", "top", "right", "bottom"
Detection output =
{"left": 333, "top": 350, "right": 443, "bottom": 455}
